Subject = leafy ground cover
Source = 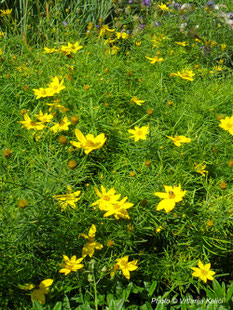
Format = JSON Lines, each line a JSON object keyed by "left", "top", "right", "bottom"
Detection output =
{"left": 0, "top": 0, "right": 233, "bottom": 309}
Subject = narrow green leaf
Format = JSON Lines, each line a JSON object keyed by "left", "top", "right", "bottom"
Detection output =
{"left": 149, "top": 281, "right": 157, "bottom": 297}
{"left": 32, "top": 301, "right": 44, "bottom": 310}
{"left": 53, "top": 302, "right": 62, "bottom": 310}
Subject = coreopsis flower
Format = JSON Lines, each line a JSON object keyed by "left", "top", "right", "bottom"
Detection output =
{"left": 0, "top": 9, "right": 12, "bottom": 16}
{"left": 100, "top": 196, "right": 134, "bottom": 220}
{"left": 79, "top": 224, "right": 103, "bottom": 258}
{"left": 128, "top": 126, "right": 149, "bottom": 142}
{"left": 219, "top": 116, "right": 233, "bottom": 135}
{"left": 44, "top": 47, "right": 58, "bottom": 54}
{"left": 59, "top": 255, "right": 84, "bottom": 275}
{"left": 99, "top": 25, "right": 115, "bottom": 37}
{"left": 33, "top": 87, "right": 54, "bottom": 99}
{"left": 167, "top": 135, "right": 191, "bottom": 147}
{"left": 60, "top": 42, "right": 83, "bottom": 55}
{"left": 19, "top": 279, "right": 53, "bottom": 305}
{"left": 47, "top": 76, "right": 65, "bottom": 95}
{"left": 44, "top": 102, "right": 69, "bottom": 113}
{"left": 70, "top": 129, "right": 106, "bottom": 155}
{"left": 110, "top": 45, "right": 119, "bottom": 55}
{"left": 110, "top": 256, "right": 138, "bottom": 279}
{"left": 50, "top": 116, "right": 71, "bottom": 133}
{"left": 170, "top": 70, "right": 195, "bottom": 81}
{"left": 145, "top": 55, "right": 164, "bottom": 64}
{"left": 158, "top": 3, "right": 170, "bottom": 11}
{"left": 53, "top": 186, "right": 81, "bottom": 211}
{"left": 19, "top": 113, "right": 45, "bottom": 131}
{"left": 194, "top": 163, "right": 208, "bottom": 176}
{"left": 154, "top": 185, "right": 186, "bottom": 213}
{"left": 35, "top": 110, "right": 53, "bottom": 123}
{"left": 175, "top": 41, "right": 188, "bottom": 46}
{"left": 115, "top": 32, "right": 129, "bottom": 40}
{"left": 152, "top": 34, "right": 167, "bottom": 47}
{"left": 130, "top": 96, "right": 145, "bottom": 106}
{"left": 91, "top": 185, "right": 121, "bottom": 209}
{"left": 191, "top": 260, "right": 216, "bottom": 283}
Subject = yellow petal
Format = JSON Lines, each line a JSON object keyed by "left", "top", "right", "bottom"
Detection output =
{"left": 75, "top": 129, "right": 86, "bottom": 144}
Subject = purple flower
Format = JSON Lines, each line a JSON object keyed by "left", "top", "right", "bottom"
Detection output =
{"left": 129, "top": 0, "right": 133, "bottom": 3}
{"left": 140, "top": 23, "right": 145, "bottom": 29}
{"left": 173, "top": 2, "right": 181, "bottom": 10}
{"left": 142, "top": 0, "right": 151, "bottom": 7}
{"left": 154, "top": 20, "right": 160, "bottom": 27}
{"left": 227, "top": 12, "right": 233, "bottom": 20}
{"left": 206, "top": 1, "right": 214, "bottom": 7}
{"left": 62, "top": 20, "right": 68, "bottom": 26}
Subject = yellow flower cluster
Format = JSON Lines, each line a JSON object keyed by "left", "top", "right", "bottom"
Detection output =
{"left": 44, "top": 41, "right": 83, "bottom": 56}
{"left": 92, "top": 185, "right": 134, "bottom": 220}
{"left": 33, "top": 76, "right": 65, "bottom": 99}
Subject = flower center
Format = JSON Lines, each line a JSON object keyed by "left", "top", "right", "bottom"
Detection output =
{"left": 201, "top": 269, "right": 208, "bottom": 277}
{"left": 103, "top": 195, "right": 111, "bottom": 201}
{"left": 226, "top": 123, "right": 233, "bottom": 129}
{"left": 169, "top": 191, "right": 176, "bottom": 199}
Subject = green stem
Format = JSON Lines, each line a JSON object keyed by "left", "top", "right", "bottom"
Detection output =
{"left": 92, "top": 268, "right": 98, "bottom": 310}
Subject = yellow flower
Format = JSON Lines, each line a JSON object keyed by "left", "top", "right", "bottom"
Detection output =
{"left": 221, "top": 43, "right": 226, "bottom": 51}
{"left": 19, "top": 279, "right": 53, "bottom": 305}
{"left": 128, "top": 126, "right": 149, "bottom": 142}
{"left": 43, "top": 47, "right": 58, "bottom": 54}
{"left": 130, "top": 96, "right": 145, "bottom": 106}
{"left": 60, "top": 42, "right": 83, "bottom": 55}
{"left": 70, "top": 129, "right": 107, "bottom": 155}
{"left": 33, "top": 87, "right": 54, "bottom": 99}
{"left": 155, "top": 226, "right": 163, "bottom": 233}
{"left": 35, "top": 110, "right": 53, "bottom": 123}
{"left": 91, "top": 185, "right": 121, "bottom": 209}
{"left": 0, "top": 9, "right": 12, "bottom": 16}
{"left": 53, "top": 186, "right": 81, "bottom": 211}
{"left": 0, "top": 32, "right": 4, "bottom": 37}
{"left": 100, "top": 196, "right": 134, "bottom": 220}
{"left": 50, "top": 116, "right": 71, "bottom": 133}
{"left": 59, "top": 255, "right": 84, "bottom": 276}
{"left": 152, "top": 34, "right": 167, "bottom": 47}
{"left": 110, "top": 45, "right": 119, "bottom": 55}
{"left": 111, "top": 256, "right": 138, "bottom": 280}
{"left": 170, "top": 70, "right": 195, "bottom": 81}
{"left": 145, "top": 55, "right": 163, "bottom": 64}
{"left": 167, "top": 135, "right": 191, "bottom": 147}
{"left": 191, "top": 260, "right": 216, "bottom": 283}
{"left": 175, "top": 41, "right": 188, "bottom": 46}
{"left": 194, "top": 163, "right": 208, "bottom": 176}
{"left": 158, "top": 3, "right": 169, "bottom": 12}
{"left": 154, "top": 185, "right": 186, "bottom": 213}
{"left": 136, "top": 41, "right": 142, "bottom": 47}
{"left": 79, "top": 224, "right": 103, "bottom": 258}
{"left": 47, "top": 76, "right": 65, "bottom": 95}
{"left": 219, "top": 116, "right": 233, "bottom": 135}
{"left": 19, "top": 113, "right": 45, "bottom": 131}
{"left": 44, "top": 102, "right": 69, "bottom": 113}
{"left": 99, "top": 25, "right": 115, "bottom": 37}
{"left": 115, "top": 32, "right": 129, "bottom": 40}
